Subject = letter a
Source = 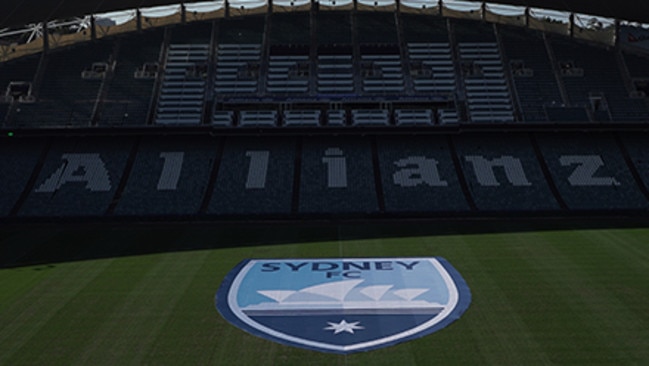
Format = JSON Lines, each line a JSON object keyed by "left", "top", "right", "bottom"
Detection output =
{"left": 393, "top": 156, "right": 448, "bottom": 187}
{"left": 36, "top": 153, "right": 112, "bottom": 192}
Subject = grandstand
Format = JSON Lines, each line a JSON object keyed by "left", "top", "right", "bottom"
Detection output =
{"left": 0, "top": 1, "right": 649, "bottom": 218}
{"left": 1, "top": 3, "right": 649, "bottom": 218}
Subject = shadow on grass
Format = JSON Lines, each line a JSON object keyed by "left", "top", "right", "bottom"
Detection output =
{"left": 1, "top": 216, "right": 649, "bottom": 269}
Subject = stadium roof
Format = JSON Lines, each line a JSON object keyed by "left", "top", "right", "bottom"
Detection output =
{"left": 2, "top": 0, "right": 649, "bottom": 29}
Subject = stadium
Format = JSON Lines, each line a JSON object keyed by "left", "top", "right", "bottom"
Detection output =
{"left": 1, "top": 0, "right": 649, "bottom": 363}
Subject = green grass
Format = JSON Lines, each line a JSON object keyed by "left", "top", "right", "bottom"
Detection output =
{"left": 1, "top": 221, "right": 648, "bottom": 365}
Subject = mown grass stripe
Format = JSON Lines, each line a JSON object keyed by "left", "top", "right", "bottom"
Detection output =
{"left": 0, "top": 259, "right": 114, "bottom": 365}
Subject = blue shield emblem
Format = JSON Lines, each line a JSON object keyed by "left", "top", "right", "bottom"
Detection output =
{"left": 216, "top": 257, "right": 471, "bottom": 354}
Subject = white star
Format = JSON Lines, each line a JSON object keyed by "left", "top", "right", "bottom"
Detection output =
{"left": 324, "top": 320, "right": 365, "bottom": 334}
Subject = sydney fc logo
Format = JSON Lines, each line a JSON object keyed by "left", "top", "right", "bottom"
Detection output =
{"left": 216, "top": 257, "right": 471, "bottom": 354}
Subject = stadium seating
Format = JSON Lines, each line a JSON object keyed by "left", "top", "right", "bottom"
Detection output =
{"left": 99, "top": 29, "right": 163, "bottom": 126}
{"left": 377, "top": 136, "right": 469, "bottom": 213}
{"left": 0, "top": 138, "right": 46, "bottom": 216}
{"left": 545, "top": 106, "right": 590, "bottom": 122}
{"left": 207, "top": 137, "right": 296, "bottom": 215}
{"left": 438, "top": 109, "right": 459, "bottom": 124}
{"left": 1, "top": 14, "right": 648, "bottom": 130}
{"left": 454, "top": 134, "right": 560, "bottom": 211}
{"left": 0, "top": 54, "right": 40, "bottom": 106}
{"left": 155, "top": 43, "right": 209, "bottom": 125}
{"left": 499, "top": 26, "right": 564, "bottom": 122}
{"left": 114, "top": 136, "right": 216, "bottom": 216}
{"left": 317, "top": 49, "right": 355, "bottom": 94}
{"left": 4, "top": 13, "right": 649, "bottom": 221}
{"left": 18, "top": 137, "right": 135, "bottom": 217}
{"left": 360, "top": 46, "right": 405, "bottom": 94}
{"left": 402, "top": 15, "right": 456, "bottom": 99}
{"left": 551, "top": 38, "right": 649, "bottom": 122}
{"left": 239, "top": 110, "right": 278, "bottom": 127}
{"left": 13, "top": 101, "right": 96, "bottom": 127}
{"left": 212, "top": 110, "right": 234, "bottom": 126}
{"left": 326, "top": 109, "right": 347, "bottom": 126}
{"left": 394, "top": 109, "right": 434, "bottom": 126}
{"left": 267, "top": 46, "right": 310, "bottom": 95}
{"left": 283, "top": 110, "right": 321, "bottom": 127}
{"left": 619, "top": 132, "right": 649, "bottom": 195}
{"left": 455, "top": 21, "right": 515, "bottom": 123}
{"left": 299, "top": 137, "right": 379, "bottom": 214}
{"left": 2, "top": 131, "right": 649, "bottom": 218}
{"left": 536, "top": 133, "right": 647, "bottom": 210}
{"left": 458, "top": 42, "right": 515, "bottom": 123}
{"left": 214, "top": 44, "right": 262, "bottom": 96}
{"left": 352, "top": 109, "right": 390, "bottom": 126}
{"left": 407, "top": 42, "right": 456, "bottom": 96}
{"left": 623, "top": 52, "right": 649, "bottom": 78}
{"left": 12, "top": 42, "right": 112, "bottom": 127}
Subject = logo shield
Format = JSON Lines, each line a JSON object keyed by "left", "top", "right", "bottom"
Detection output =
{"left": 216, "top": 257, "right": 471, "bottom": 354}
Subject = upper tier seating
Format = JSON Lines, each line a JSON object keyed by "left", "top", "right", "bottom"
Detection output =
{"left": 267, "top": 46, "right": 310, "bottom": 94}
{"left": 100, "top": 30, "right": 163, "bottom": 126}
{"left": 214, "top": 44, "right": 261, "bottom": 95}
{"left": 360, "top": 46, "right": 405, "bottom": 94}
{"left": 408, "top": 43, "right": 456, "bottom": 96}
{"left": 459, "top": 42, "right": 515, "bottom": 122}
{"left": 155, "top": 43, "right": 209, "bottom": 125}
{"left": 0, "top": 54, "right": 40, "bottom": 104}
{"left": 624, "top": 52, "right": 649, "bottom": 78}
{"left": 500, "top": 27, "right": 563, "bottom": 122}
{"left": 3, "top": 14, "right": 649, "bottom": 129}
{"left": 13, "top": 42, "right": 112, "bottom": 127}
{"left": 552, "top": 39, "right": 649, "bottom": 122}
{"left": 317, "top": 47, "right": 354, "bottom": 94}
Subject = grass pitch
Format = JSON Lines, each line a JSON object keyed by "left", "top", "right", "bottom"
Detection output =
{"left": 1, "top": 219, "right": 648, "bottom": 365}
